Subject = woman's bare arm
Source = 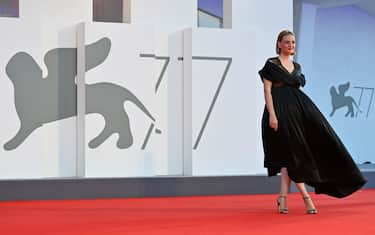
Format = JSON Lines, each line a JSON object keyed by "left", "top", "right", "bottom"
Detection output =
{"left": 263, "top": 79, "right": 278, "bottom": 131}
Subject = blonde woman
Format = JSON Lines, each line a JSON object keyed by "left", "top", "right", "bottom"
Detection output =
{"left": 259, "top": 30, "right": 366, "bottom": 214}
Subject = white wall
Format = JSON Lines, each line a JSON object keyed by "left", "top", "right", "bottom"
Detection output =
{"left": 0, "top": 0, "right": 295, "bottom": 179}
{"left": 130, "top": 0, "right": 197, "bottom": 176}
{"left": 0, "top": 0, "right": 92, "bottom": 179}
{"left": 167, "top": 31, "right": 185, "bottom": 175}
{"left": 183, "top": 28, "right": 257, "bottom": 175}
{"left": 131, "top": 0, "right": 197, "bottom": 27}
{"left": 84, "top": 23, "right": 161, "bottom": 177}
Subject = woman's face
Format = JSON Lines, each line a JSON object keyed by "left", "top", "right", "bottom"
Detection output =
{"left": 278, "top": 34, "right": 295, "bottom": 55}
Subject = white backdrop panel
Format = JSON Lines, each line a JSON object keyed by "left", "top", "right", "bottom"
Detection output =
{"left": 188, "top": 28, "right": 259, "bottom": 175}
{"left": 0, "top": 0, "right": 92, "bottom": 179}
{"left": 84, "top": 23, "right": 162, "bottom": 177}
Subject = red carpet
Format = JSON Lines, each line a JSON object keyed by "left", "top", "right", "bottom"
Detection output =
{"left": 1, "top": 189, "right": 374, "bottom": 235}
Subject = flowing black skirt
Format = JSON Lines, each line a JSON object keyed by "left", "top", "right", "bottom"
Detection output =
{"left": 261, "top": 86, "right": 366, "bottom": 198}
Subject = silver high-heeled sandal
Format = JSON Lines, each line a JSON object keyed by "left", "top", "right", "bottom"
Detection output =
{"left": 303, "top": 196, "right": 318, "bottom": 214}
{"left": 277, "top": 195, "right": 289, "bottom": 214}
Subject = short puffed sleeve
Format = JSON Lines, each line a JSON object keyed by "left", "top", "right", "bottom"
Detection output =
{"left": 258, "top": 60, "right": 278, "bottom": 83}
{"left": 294, "top": 63, "right": 306, "bottom": 87}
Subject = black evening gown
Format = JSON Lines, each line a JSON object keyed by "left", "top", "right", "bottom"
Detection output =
{"left": 259, "top": 57, "right": 366, "bottom": 198}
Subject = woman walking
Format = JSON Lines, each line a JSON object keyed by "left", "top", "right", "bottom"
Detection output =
{"left": 259, "top": 30, "right": 367, "bottom": 214}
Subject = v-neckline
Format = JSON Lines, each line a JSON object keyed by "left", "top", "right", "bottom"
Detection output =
{"left": 276, "top": 57, "right": 295, "bottom": 75}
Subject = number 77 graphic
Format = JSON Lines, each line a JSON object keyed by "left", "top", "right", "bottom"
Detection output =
{"left": 140, "top": 54, "right": 232, "bottom": 150}
{"left": 179, "top": 56, "right": 233, "bottom": 150}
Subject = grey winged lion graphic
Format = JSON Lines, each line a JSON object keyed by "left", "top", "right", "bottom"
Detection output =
{"left": 4, "top": 37, "right": 155, "bottom": 150}
{"left": 329, "top": 82, "right": 360, "bottom": 117}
